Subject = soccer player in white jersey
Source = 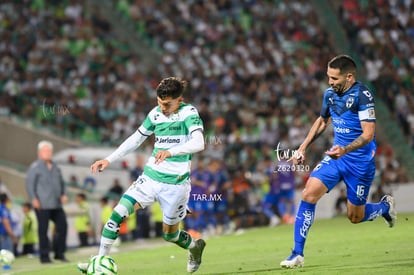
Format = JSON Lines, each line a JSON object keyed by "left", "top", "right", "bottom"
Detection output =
{"left": 77, "top": 77, "right": 206, "bottom": 273}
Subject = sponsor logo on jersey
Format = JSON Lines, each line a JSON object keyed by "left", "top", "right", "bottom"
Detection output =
{"left": 155, "top": 137, "right": 181, "bottom": 143}
{"left": 169, "top": 126, "right": 182, "bottom": 131}
{"left": 334, "top": 127, "right": 351, "bottom": 133}
{"left": 346, "top": 96, "right": 354, "bottom": 108}
{"left": 332, "top": 118, "right": 346, "bottom": 125}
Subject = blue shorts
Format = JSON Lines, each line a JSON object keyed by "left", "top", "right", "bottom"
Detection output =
{"left": 310, "top": 155, "right": 375, "bottom": 205}
{"left": 263, "top": 193, "right": 279, "bottom": 206}
{"left": 279, "top": 189, "right": 295, "bottom": 201}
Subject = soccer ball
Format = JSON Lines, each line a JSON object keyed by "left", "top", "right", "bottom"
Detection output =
{"left": 87, "top": 255, "right": 118, "bottom": 275}
{"left": 0, "top": 249, "right": 15, "bottom": 266}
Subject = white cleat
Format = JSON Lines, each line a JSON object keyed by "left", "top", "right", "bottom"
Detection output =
{"left": 77, "top": 262, "right": 88, "bottom": 274}
{"left": 381, "top": 195, "right": 397, "bottom": 228}
{"left": 187, "top": 239, "right": 206, "bottom": 273}
{"left": 280, "top": 252, "right": 304, "bottom": 268}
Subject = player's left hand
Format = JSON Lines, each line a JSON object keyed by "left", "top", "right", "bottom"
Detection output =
{"left": 154, "top": 150, "right": 172, "bottom": 164}
{"left": 325, "top": 145, "right": 347, "bottom": 159}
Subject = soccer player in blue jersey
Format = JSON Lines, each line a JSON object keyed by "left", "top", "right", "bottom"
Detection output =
{"left": 280, "top": 55, "right": 397, "bottom": 268}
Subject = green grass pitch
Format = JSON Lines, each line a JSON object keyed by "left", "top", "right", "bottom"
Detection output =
{"left": 9, "top": 213, "right": 414, "bottom": 274}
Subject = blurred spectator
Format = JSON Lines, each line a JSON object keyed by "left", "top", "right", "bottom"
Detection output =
{"left": 74, "top": 193, "right": 92, "bottom": 247}
{"left": 10, "top": 203, "right": 22, "bottom": 257}
{"left": 187, "top": 158, "right": 208, "bottom": 236}
{"left": 205, "top": 159, "right": 232, "bottom": 235}
{"left": 338, "top": 0, "right": 414, "bottom": 170}
{"left": 107, "top": 179, "right": 124, "bottom": 200}
{"left": 151, "top": 202, "right": 164, "bottom": 238}
{"left": 67, "top": 175, "right": 80, "bottom": 188}
{"left": 83, "top": 176, "right": 97, "bottom": 191}
{"left": 130, "top": 155, "right": 150, "bottom": 239}
{"left": 261, "top": 156, "right": 281, "bottom": 227}
{"left": 99, "top": 197, "right": 112, "bottom": 233}
{"left": 21, "top": 202, "right": 38, "bottom": 257}
{"left": 275, "top": 159, "right": 296, "bottom": 224}
{"left": 0, "top": 193, "right": 18, "bottom": 251}
{"left": 26, "top": 140, "right": 68, "bottom": 263}
{"left": 334, "top": 188, "right": 348, "bottom": 216}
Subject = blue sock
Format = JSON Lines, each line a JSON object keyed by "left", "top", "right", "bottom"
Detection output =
{"left": 362, "top": 201, "right": 389, "bottom": 222}
{"left": 293, "top": 200, "right": 316, "bottom": 256}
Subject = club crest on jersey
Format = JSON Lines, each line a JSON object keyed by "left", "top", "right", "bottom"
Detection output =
{"left": 346, "top": 96, "right": 354, "bottom": 108}
{"left": 171, "top": 113, "right": 180, "bottom": 121}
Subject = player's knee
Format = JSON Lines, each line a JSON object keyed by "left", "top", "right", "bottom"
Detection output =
{"left": 301, "top": 192, "right": 320, "bottom": 204}
{"left": 347, "top": 213, "right": 363, "bottom": 223}
{"left": 162, "top": 231, "right": 179, "bottom": 243}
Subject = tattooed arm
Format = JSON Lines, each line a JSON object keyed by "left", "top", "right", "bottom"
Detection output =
{"left": 326, "top": 121, "right": 375, "bottom": 159}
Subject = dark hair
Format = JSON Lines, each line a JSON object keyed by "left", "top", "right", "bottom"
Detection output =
{"left": 0, "top": 193, "right": 8, "bottom": 204}
{"left": 77, "top": 193, "right": 87, "bottom": 200}
{"left": 23, "top": 202, "right": 32, "bottom": 209}
{"left": 156, "top": 77, "right": 187, "bottom": 99}
{"left": 100, "top": 196, "right": 109, "bottom": 204}
{"left": 328, "top": 55, "right": 357, "bottom": 75}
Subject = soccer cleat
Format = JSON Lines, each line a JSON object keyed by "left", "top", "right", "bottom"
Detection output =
{"left": 381, "top": 195, "right": 397, "bottom": 228}
{"left": 280, "top": 251, "right": 304, "bottom": 268}
{"left": 187, "top": 239, "right": 206, "bottom": 273}
{"left": 77, "top": 262, "right": 88, "bottom": 274}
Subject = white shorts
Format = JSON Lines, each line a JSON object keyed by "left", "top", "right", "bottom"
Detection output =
{"left": 125, "top": 174, "right": 191, "bottom": 225}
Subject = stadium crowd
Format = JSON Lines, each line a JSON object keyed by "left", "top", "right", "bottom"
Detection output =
{"left": 338, "top": 0, "right": 414, "bottom": 149}
{"left": 0, "top": 0, "right": 411, "bottom": 244}
{"left": 337, "top": 0, "right": 412, "bottom": 186}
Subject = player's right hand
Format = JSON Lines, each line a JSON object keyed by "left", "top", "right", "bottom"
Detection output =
{"left": 91, "top": 159, "right": 110, "bottom": 173}
{"left": 288, "top": 149, "right": 305, "bottom": 165}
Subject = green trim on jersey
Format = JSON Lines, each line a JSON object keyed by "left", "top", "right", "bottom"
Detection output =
{"left": 144, "top": 166, "right": 190, "bottom": 184}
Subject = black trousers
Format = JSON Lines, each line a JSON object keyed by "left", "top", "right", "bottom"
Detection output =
{"left": 35, "top": 208, "right": 67, "bottom": 261}
{"left": 78, "top": 232, "right": 89, "bottom": 247}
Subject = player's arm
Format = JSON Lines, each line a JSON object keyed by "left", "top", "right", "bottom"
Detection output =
{"left": 327, "top": 121, "right": 375, "bottom": 159}
{"left": 344, "top": 121, "right": 375, "bottom": 152}
{"left": 154, "top": 129, "right": 205, "bottom": 164}
{"left": 290, "top": 116, "right": 330, "bottom": 164}
{"left": 91, "top": 129, "right": 150, "bottom": 173}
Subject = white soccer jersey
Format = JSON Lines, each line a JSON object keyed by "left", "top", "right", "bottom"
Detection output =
{"left": 139, "top": 103, "right": 203, "bottom": 184}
